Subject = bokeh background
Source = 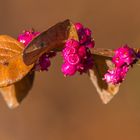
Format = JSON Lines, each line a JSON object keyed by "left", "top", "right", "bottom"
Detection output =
{"left": 0, "top": 0, "right": 140, "bottom": 140}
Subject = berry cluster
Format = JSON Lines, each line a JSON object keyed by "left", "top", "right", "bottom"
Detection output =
{"left": 104, "top": 45, "right": 138, "bottom": 84}
{"left": 17, "top": 30, "right": 40, "bottom": 46}
{"left": 17, "top": 30, "right": 56, "bottom": 71}
{"left": 34, "top": 51, "right": 56, "bottom": 71}
{"left": 61, "top": 23, "right": 95, "bottom": 76}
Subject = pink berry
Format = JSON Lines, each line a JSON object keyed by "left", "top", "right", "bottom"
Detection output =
{"left": 112, "top": 56, "right": 124, "bottom": 67}
{"left": 61, "top": 63, "right": 77, "bottom": 76}
{"left": 84, "top": 28, "right": 92, "bottom": 36}
{"left": 104, "top": 65, "right": 129, "bottom": 84}
{"left": 78, "top": 46, "right": 87, "bottom": 57}
{"left": 104, "top": 72, "right": 115, "bottom": 84}
{"left": 113, "top": 45, "right": 136, "bottom": 67}
{"left": 75, "top": 23, "right": 84, "bottom": 30}
{"left": 79, "top": 33, "right": 88, "bottom": 44}
{"left": 62, "top": 46, "right": 77, "bottom": 58}
{"left": 39, "top": 54, "right": 51, "bottom": 71}
{"left": 62, "top": 47, "right": 77, "bottom": 60}
{"left": 85, "top": 40, "right": 95, "bottom": 48}
{"left": 65, "top": 39, "right": 79, "bottom": 48}
{"left": 67, "top": 54, "right": 80, "bottom": 65}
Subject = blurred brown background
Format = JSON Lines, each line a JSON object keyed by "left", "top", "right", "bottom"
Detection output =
{"left": 0, "top": 0, "right": 140, "bottom": 140}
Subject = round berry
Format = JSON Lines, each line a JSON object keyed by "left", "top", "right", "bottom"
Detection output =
{"left": 65, "top": 39, "right": 79, "bottom": 48}
{"left": 75, "top": 23, "right": 84, "bottom": 31}
{"left": 78, "top": 46, "right": 87, "bottom": 57}
{"left": 61, "top": 63, "right": 77, "bottom": 76}
{"left": 39, "top": 54, "right": 51, "bottom": 71}
{"left": 67, "top": 54, "right": 80, "bottom": 65}
{"left": 84, "top": 28, "right": 92, "bottom": 36}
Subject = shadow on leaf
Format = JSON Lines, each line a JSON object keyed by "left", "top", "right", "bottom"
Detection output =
{"left": 0, "top": 72, "right": 35, "bottom": 109}
{"left": 89, "top": 54, "right": 120, "bottom": 104}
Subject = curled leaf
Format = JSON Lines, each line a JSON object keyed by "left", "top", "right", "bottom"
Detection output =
{"left": 0, "top": 72, "right": 35, "bottom": 109}
{"left": 23, "top": 19, "right": 78, "bottom": 65}
{"left": 89, "top": 54, "right": 120, "bottom": 104}
{"left": 0, "top": 35, "right": 33, "bottom": 87}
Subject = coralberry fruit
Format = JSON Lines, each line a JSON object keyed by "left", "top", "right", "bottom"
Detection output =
{"left": 112, "top": 45, "right": 137, "bottom": 67}
{"left": 61, "top": 23, "right": 95, "bottom": 76}
{"left": 104, "top": 44, "right": 138, "bottom": 84}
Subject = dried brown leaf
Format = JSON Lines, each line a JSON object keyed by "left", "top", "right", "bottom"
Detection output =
{"left": 89, "top": 54, "right": 120, "bottom": 104}
{"left": 0, "top": 35, "right": 33, "bottom": 87}
{"left": 23, "top": 19, "right": 78, "bottom": 65}
{"left": 0, "top": 72, "right": 34, "bottom": 109}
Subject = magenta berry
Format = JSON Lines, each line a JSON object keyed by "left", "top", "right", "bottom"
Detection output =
{"left": 85, "top": 40, "right": 95, "bottom": 48}
{"left": 39, "top": 54, "right": 51, "bottom": 71}
{"left": 62, "top": 46, "right": 77, "bottom": 59}
{"left": 79, "top": 33, "right": 88, "bottom": 44}
{"left": 61, "top": 63, "right": 77, "bottom": 76}
{"left": 75, "top": 23, "right": 95, "bottom": 48}
{"left": 104, "top": 66, "right": 129, "bottom": 84}
{"left": 78, "top": 46, "right": 87, "bottom": 57}
{"left": 67, "top": 54, "right": 80, "bottom": 65}
{"left": 33, "top": 52, "right": 56, "bottom": 72}
{"left": 113, "top": 45, "right": 136, "bottom": 67}
{"left": 75, "top": 23, "right": 84, "bottom": 31}
{"left": 84, "top": 28, "right": 92, "bottom": 36}
{"left": 65, "top": 39, "right": 79, "bottom": 48}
